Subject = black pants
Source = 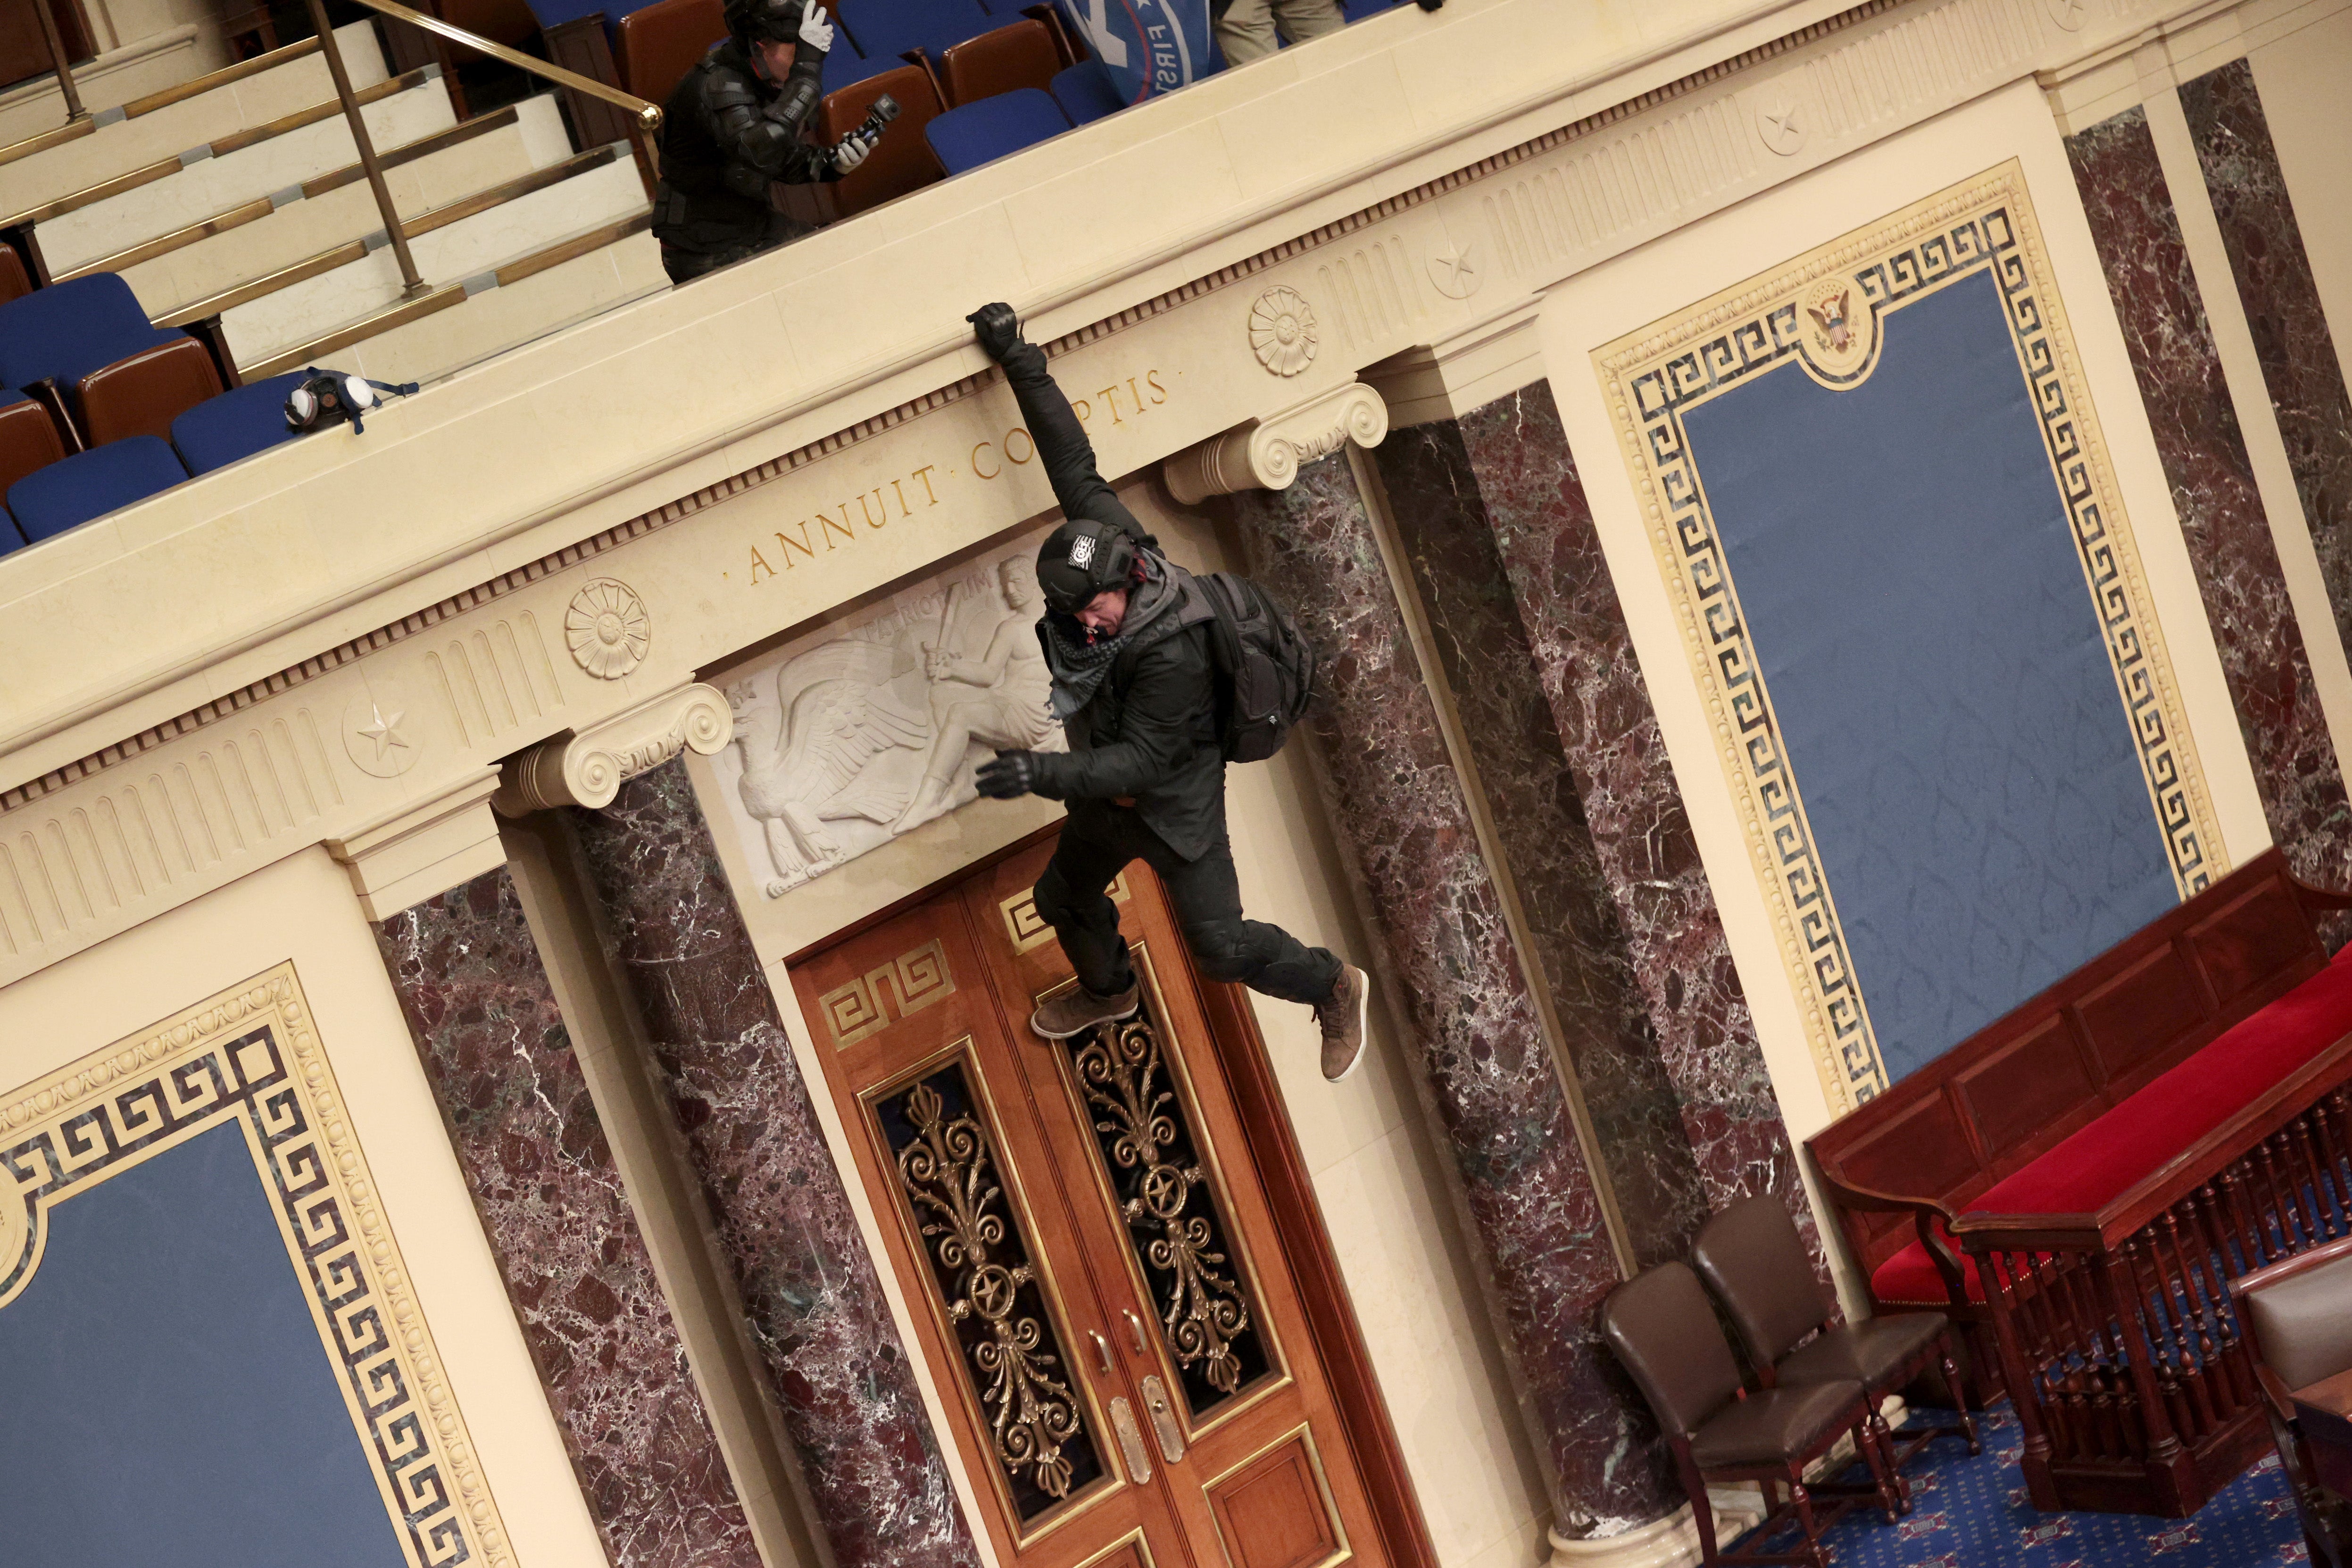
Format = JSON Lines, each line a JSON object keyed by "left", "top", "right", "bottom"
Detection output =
{"left": 1034, "top": 807, "right": 1341, "bottom": 1007}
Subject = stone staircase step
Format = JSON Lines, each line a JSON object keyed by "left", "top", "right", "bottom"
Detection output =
{"left": 26, "top": 68, "right": 458, "bottom": 276}
{"left": 221, "top": 152, "right": 650, "bottom": 369}
{"left": 90, "top": 94, "right": 573, "bottom": 322}
{"left": 240, "top": 215, "right": 661, "bottom": 384}
{"left": 0, "top": 23, "right": 388, "bottom": 222}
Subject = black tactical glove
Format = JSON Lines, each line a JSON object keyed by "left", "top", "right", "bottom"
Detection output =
{"left": 967, "top": 302, "right": 1026, "bottom": 364}
{"left": 974, "top": 750, "right": 1039, "bottom": 799}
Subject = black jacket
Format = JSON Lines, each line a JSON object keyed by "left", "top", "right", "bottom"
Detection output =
{"left": 654, "top": 40, "right": 831, "bottom": 255}
{"left": 1003, "top": 341, "right": 1226, "bottom": 861}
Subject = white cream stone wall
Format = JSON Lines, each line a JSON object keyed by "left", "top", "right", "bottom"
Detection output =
{"left": 0, "top": 846, "right": 613, "bottom": 1568}
{"left": 2250, "top": 5, "right": 2352, "bottom": 402}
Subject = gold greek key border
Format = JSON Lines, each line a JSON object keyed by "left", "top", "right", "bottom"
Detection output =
{"left": 1592, "top": 161, "right": 2223, "bottom": 1114}
{"left": 0, "top": 964, "right": 512, "bottom": 1568}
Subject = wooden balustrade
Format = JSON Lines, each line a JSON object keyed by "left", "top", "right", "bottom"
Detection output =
{"left": 1955, "top": 1061, "right": 2352, "bottom": 1517}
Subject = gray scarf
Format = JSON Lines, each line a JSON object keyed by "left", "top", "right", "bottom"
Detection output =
{"left": 1041, "top": 552, "right": 1189, "bottom": 720}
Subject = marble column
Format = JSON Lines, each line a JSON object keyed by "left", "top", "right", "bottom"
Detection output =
{"left": 1372, "top": 419, "right": 1708, "bottom": 1268}
{"left": 2064, "top": 106, "right": 2352, "bottom": 921}
{"left": 565, "top": 760, "right": 979, "bottom": 1568}
{"left": 1392, "top": 385, "right": 1813, "bottom": 1253}
{"left": 2180, "top": 62, "right": 2352, "bottom": 697}
{"left": 1230, "top": 453, "right": 1674, "bottom": 1536}
{"left": 375, "top": 869, "right": 761, "bottom": 1568}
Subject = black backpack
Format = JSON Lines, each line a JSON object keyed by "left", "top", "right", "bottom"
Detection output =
{"left": 1194, "top": 572, "right": 1318, "bottom": 763}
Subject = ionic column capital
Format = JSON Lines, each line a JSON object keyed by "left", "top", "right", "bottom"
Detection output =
{"left": 1163, "top": 381, "right": 1389, "bottom": 504}
{"left": 495, "top": 682, "right": 733, "bottom": 814}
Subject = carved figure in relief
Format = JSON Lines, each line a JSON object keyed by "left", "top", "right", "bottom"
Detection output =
{"left": 727, "top": 640, "right": 932, "bottom": 895}
{"left": 893, "top": 556, "right": 1058, "bottom": 835}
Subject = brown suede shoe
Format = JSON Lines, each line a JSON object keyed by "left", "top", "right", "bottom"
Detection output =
{"left": 1030, "top": 981, "right": 1141, "bottom": 1041}
{"left": 1317, "top": 964, "right": 1370, "bottom": 1082}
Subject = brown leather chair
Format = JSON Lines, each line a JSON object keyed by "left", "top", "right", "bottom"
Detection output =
{"left": 0, "top": 390, "right": 68, "bottom": 498}
{"left": 0, "top": 243, "right": 32, "bottom": 307}
{"left": 1602, "top": 1261, "right": 1897, "bottom": 1567}
{"left": 938, "top": 17, "right": 1061, "bottom": 107}
{"left": 820, "top": 65, "right": 947, "bottom": 217}
{"left": 78, "top": 338, "right": 226, "bottom": 448}
{"left": 1692, "top": 1195, "right": 1978, "bottom": 1512}
{"left": 615, "top": 0, "right": 724, "bottom": 103}
{"left": 2230, "top": 1234, "right": 2352, "bottom": 1568}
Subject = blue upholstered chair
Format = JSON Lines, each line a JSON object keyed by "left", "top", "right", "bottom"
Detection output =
{"left": 170, "top": 373, "right": 310, "bottom": 476}
{"left": 0, "top": 275, "right": 181, "bottom": 412}
{"left": 1049, "top": 58, "right": 1123, "bottom": 124}
{"left": 925, "top": 87, "right": 1069, "bottom": 172}
{"left": 0, "top": 507, "right": 25, "bottom": 557}
{"left": 1341, "top": 0, "right": 1400, "bottom": 17}
{"left": 7, "top": 437, "right": 189, "bottom": 541}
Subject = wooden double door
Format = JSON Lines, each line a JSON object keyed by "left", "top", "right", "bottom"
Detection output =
{"left": 790, "top": 832, "right": 1386, "bottom": 1568}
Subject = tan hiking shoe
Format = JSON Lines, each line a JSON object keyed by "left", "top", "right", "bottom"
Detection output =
{"left": 1317, "top": 964, "right": 1370, "bottom": 1082}
{"left": 1031, "top": 981, "right": 1141, "bottom": 1040}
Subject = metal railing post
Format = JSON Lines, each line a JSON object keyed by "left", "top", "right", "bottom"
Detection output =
{"left": 302, "top": 0, "right": 429, "bottom": 299}
{"left": 30, "top": 0, "right": 86, "bottom": 122}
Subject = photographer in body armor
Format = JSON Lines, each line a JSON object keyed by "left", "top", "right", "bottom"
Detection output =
{"left": 964, "top": 300, "right": 1371, "bottom": 1082}
{"left": 654, "top": 0, "right": 880, "bottom": 284}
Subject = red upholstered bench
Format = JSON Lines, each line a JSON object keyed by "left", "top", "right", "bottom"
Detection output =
{"left": 1811, "top": 848, "right": 2352, "bottom": 1398}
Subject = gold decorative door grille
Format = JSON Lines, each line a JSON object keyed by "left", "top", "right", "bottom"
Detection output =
{"left": 1060, "top": 989, "right": 1272, "bottom": 1420}
{"left": 873, "top": 1059, "right": 1106, "bottom": 1520}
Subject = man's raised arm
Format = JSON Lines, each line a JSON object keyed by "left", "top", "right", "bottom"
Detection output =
{"left": 968, "top": 302, "right": 1149, "bottom": 542}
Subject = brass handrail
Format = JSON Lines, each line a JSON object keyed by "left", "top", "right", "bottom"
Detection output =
{"left": 345, "top": 0, "right": 661, "bottom": 134}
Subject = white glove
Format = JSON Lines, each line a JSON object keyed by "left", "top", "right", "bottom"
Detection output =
{"left": 831, "top": 131, "right": 871, "bottom": 173}
{"left": 797, "top": 2, "right": 834, "bottom": 51}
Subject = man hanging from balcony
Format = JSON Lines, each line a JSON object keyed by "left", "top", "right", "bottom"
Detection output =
{"left": 963, "top": 301, "right": 1371, "bottom": 1083}
{"left": 653, "top": 0, "right": 877, "bottom": 284}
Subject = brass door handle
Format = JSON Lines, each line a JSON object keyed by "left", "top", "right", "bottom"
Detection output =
{"left": 1123, "top": 1307, "right": 1149, "bottom": 1354}
{"left": 1140, "top": 1373, "right": 1186, "bottom": 1463}
{"left": 1089, "top": 1329, "right": 1114, "bottom": 1375}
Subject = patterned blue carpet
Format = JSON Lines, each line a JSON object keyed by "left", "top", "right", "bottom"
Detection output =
{"left": 1729, "top": 1404, "right": 2306, "bottom": 1565}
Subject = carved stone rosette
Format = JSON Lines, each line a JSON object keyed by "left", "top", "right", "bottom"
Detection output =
{"left": 496, "top": 683, "right": 734, "bottom": 813}
{"left": 1163, "top": 382, "right": 1390, "bottom": 504}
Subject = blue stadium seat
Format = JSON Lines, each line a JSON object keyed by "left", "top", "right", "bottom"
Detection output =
{"left": 822, "top": 36, "right": 890, "bottom": 91}
{"left": 170, "top": 373, "right": 309, "bottom": 476}
{"left": 7, "top": 436, "right": 188, "bottom": 541}
{"left": 523, "top": 0, "right": 619, "bottom": 31}
{"left": 925, "top": 87, "right": 1069, "bottom": 172}
{"left": 1049, "top": 58, "right": 1123, "bottom": 124}
{"left": 0, "top": 507, "right": 24, "bottom": 557}
{"left": 0, "top": 274, "right": 180, "bottom": 410}
{"left": 1341, "top": 0, "right": 1400, "bottom": 16}
{"left": 843, "top": 0, "right": 993, "bottom": 60}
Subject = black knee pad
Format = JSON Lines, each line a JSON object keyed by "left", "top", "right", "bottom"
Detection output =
{"left": 1181, "top": 922, "right": 1255, "bottom": 984}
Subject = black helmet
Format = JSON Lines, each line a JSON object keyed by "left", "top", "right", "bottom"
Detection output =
{"left": 1036, "top": 518, "right": 1139, "bottom": 617}
{"left": 724, "top": 0, "right": 806, "bottom": 45}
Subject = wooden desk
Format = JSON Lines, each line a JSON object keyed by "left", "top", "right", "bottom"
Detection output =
{"left": 2293, "top": 1367, "right": 2352, "bottom": 1500}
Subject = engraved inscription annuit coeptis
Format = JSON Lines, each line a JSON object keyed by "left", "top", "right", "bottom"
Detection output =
{"left": 878, "top": 1064, "right": 1104, "bottom": 1520}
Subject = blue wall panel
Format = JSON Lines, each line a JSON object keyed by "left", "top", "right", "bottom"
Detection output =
{"left": 1680, "top": 266, "right": 2179, "bottom": 1082}
{"left": 0, "top": 1120, "right": 409, "bottom": 1567}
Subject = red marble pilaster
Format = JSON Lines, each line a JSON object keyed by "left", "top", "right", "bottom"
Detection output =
{"left": 2181, "top": 62, "right": 2352, "bottom": 718}
{"left": 1438, "top": 382, "right": 1816, "bottom": 1248}
{"left": 565, "top": 761, "right": 980, "bottom": 1568}
{"left": 2065, "top": 106, "right": 2352, "bottom": 921}
{"left": 375, "top": 869, "right": 761, "bottom": 1568}
{"left": 1230, "top": 453, "right": 1674, "bottom": 1536}
{"left": 1372, "top": 419, "right": 1709, "bottom": 1269}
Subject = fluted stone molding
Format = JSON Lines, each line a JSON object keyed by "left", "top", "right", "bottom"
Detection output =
{"left": 565, "top": 758, "right": 980, "bottom": 1568}
{"left": 497, "top": 683, "right": 733, "bottom": 814}
{"left": 328, "top": 766, "right": 507, "bottom": 921}
{"left": 1230, "top": 452, "right": 1673, "bottom": 1536}
{"left": 1164, "top": 381, "right": 1389, "bottom": 503}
